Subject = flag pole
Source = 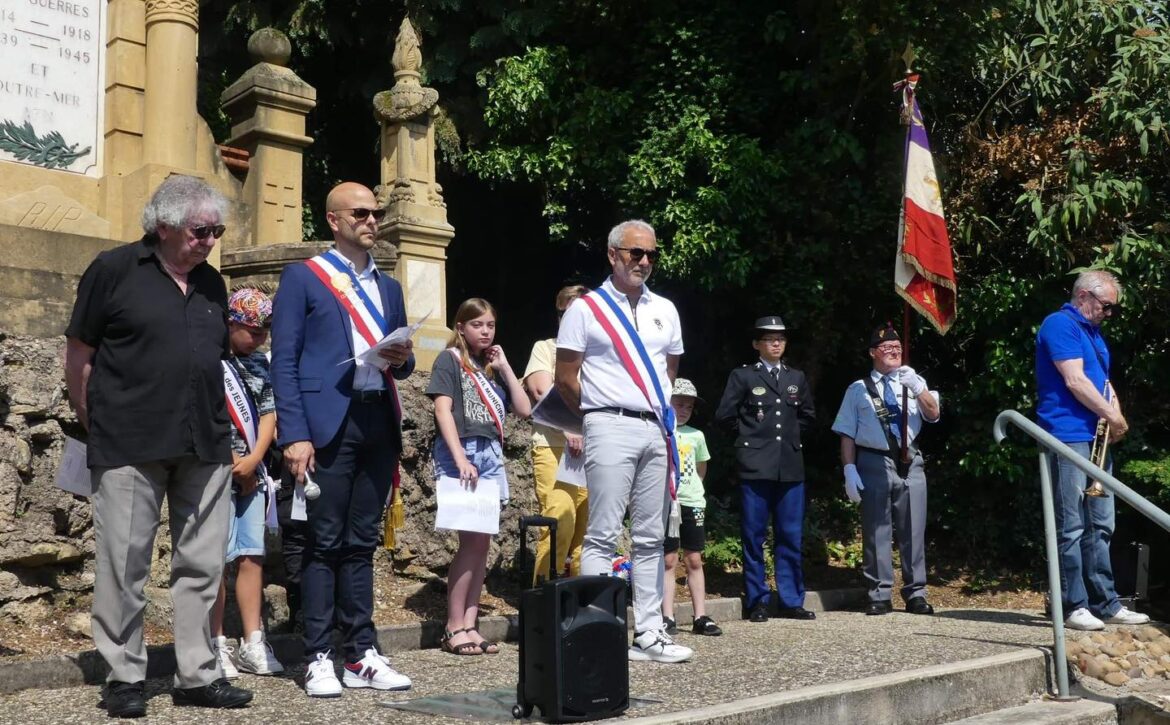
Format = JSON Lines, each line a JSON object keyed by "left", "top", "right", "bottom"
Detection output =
{"left": 897, "top": 44, "right": 916, "bottom": 465}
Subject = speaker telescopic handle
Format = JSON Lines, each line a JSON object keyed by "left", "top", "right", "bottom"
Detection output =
{"left": 519, "top": 515, "right": 560, "bottom": 582}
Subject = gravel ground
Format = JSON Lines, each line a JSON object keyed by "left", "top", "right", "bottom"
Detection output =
{"left": 0, "top": 608, "right": 1083, "bottom": 724}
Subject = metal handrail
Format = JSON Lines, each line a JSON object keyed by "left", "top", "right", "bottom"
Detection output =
{"left": 993, "top": 409, "right": 1170, "bottom": 699}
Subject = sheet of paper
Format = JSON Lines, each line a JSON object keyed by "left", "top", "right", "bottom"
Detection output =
{"left": 555, "top": 450, "right": 586, "bottom": 487}
{"left": 530, "top": 387, "right": 583, "bottom": 436}
{"left": 54, "top": 436, "right": 93, "bottom": 497}
{"left": 354, "top": 311, "right": 432, "bottom": 370}
{"left": 435, "top": 476, "right": 500, "bottom": 535}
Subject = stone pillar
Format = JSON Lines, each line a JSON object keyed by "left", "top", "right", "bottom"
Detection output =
{"left": 373, "top": 19, "right": 455, "bottom": 372}
{"left": 104, "top": 0, "right": 147, "bottom": 177}
{"left": 221, "top": 29, "right": 317, "bottom": 247}
{"left": 142, "top": 0, "right": 198, "bottom": 168}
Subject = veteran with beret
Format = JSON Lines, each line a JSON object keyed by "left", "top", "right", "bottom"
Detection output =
{"left": 714, "top": 316, "right": 816, "bottom": 622}
{"left": 831, "top": 324, "right": 940, "bottom": 616}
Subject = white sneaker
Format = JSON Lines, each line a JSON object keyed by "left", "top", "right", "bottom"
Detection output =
{"left": 343, "top": 648, "right": 412, "bottom": 691}
{"left": 628, "top": 628, "right": 693, "bottom": 663}
{"left": 304, "top": 652, "right": 342, "bottom": 698}
{"left": 236, "top": 630, "right": 285, "bottom": 675}
{"left": 1065, "top": 607, "right": 1105, "bottom": 631}
{"left": 213, "top": 635, "right": 240, "bottom": 679}
{"left": 1104, "top": 606, "right": 1151, "bottom": 625}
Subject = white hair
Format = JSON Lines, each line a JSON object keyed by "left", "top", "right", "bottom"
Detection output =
{"left": 141, "top": 175, "right": 228, "bottom": 237}
{"left": 607, "top": 219, "right": 656, "bottom": 249}
{"left": 1071, "top": 270, "right": 1122, "bottom": 303}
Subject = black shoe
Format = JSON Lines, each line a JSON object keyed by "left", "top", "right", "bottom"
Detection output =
{"left": 692, "top": 616, "right": 723, "bottom": 636}
{"left": 663, "top": 617, "right": 678, "bottom": 635}
{"left": 775, "top": 607, "right": 816, "bottom": 620}
{"left": 905, "top": 597, "right": 935, "bottom": 615}
{"left": 101, "top": 681, "right": 146, "bottom": 719}
{"left": 172, "top": 678, "right": 253, "bottom": 709}
{"left": 747, "top": 603, "right": 770, "bottom": 622}
{"left": 866, "top": 600, "right": 894, "bottom": 616}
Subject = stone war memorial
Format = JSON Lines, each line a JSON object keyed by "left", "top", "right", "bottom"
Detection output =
{"left": 0, "top": 3, "right": 532, "bottom": 643}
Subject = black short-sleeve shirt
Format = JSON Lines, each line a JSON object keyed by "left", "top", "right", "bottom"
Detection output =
{"left": 426, "top": 349, "right": 510, "bottom": 440}
{"left": 65, "top": 238, "right": 232, "bottom": 467}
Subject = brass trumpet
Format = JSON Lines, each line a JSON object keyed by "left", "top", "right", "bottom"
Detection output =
{"left": 1085, "top": 381, "right": 1114, "bottom": 498}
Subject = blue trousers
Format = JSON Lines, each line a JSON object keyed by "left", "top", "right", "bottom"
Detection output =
{"left": 740, "top": 479, "right": 806, "bottom": 609}
{"left": 302, "top": 399, "right": 398, "bottom": 660}
{"left": 1051, "top": 443, "right": 1121, "bottom": 618}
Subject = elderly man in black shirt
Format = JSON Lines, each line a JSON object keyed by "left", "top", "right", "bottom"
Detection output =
{"left": 64, "top": 175, "right": 252, "bottom": 718}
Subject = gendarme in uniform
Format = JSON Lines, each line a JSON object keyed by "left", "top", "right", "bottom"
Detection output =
{"left": 714, "top": 315, "right": 815, "bottom": 622}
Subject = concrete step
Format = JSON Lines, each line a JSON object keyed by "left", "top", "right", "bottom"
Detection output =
{"left": 624, "top": 650, "right": 1051, "bottom": 725}
{"left": 948, "top": 699, "right": 1117, "bottom": 725}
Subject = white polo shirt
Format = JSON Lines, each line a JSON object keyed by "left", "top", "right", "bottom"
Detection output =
{"left": 556, "top": 276, "right": 684, "bottom": 412}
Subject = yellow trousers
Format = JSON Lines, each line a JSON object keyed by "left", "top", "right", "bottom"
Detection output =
{"left": 531, "top": 445, "right": 589, "bottom": 585}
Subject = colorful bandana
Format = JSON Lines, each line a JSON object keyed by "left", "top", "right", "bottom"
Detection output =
{"left": 228, "top": 288, "right": 272, "bottom": 328}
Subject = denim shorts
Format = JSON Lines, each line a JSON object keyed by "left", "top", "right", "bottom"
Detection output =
{"left": 227, "top": 487, "right": 266, "bottom": 562}
{"left": 433, "top": 436, "right": 508, "bottom": 498}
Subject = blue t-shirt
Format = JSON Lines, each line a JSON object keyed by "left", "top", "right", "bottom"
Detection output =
{"left": 1035, "top": 303, "right": 1110, "bottom": 442}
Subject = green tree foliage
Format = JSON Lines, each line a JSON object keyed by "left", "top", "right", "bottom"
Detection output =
{"left": 199, "top": 0, "right": 1170, "bottom": 568}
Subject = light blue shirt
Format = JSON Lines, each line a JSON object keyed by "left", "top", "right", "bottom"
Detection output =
{"left": 831, "top": 370, "right": 939, "bottom": 449}
{"left": 326, "top": 248, "right": 386, "bottom": 392}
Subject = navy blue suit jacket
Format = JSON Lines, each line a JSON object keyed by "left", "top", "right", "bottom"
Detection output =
{"left": 270, "top": 259, "right": 415, "bottom": 450}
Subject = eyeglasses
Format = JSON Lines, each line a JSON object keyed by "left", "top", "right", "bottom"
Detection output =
{"left": 875, "top": 345, "right": 902, "bottom": 355}
{"left": 190, "top": 224, "right": 226, "bottom": 240}
{"left": 338, "top": 207, "right": 387, "bottom": 222}
{"left": 617, "top": 247, "right": 661, "bottom": 263}
{"left": 1087, "top": 289, "right": 1119, "bottom": 316}
{"left": 759, "top": 336, "right": 786, "bottom": 345}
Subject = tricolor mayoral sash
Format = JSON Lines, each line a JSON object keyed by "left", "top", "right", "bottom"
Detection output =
{"left": 303, "top": 251, "right": 404, "bottom": 495}
{"left": 579, "top": 288, "right": 681, "bottom": 500}
{"left": 222, "top": 360, "right": 278, "bottom": 530}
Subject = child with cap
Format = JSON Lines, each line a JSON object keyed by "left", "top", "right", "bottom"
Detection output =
{"left": 211, "top": 286, "right": 285, "bottom": 677}
{"left": 661, "top": 378, "right": 722, "bottom": 636}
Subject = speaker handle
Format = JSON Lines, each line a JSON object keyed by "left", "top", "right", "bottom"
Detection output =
{"left": 520, "top": 515, "right": 559, "bottom": 583}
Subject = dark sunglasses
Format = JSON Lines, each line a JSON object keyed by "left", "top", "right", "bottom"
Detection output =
{"left": 617, "top": 247, "right": 661, "bottom": 263}
{"left": 1088, "top": 289, "right": 1120, "bottom": 315}
{"left": 191, "top": 224, "right": 226, "bottom": 240}
{"left": 341, "top": 207, "right": 387, "bottom": 222}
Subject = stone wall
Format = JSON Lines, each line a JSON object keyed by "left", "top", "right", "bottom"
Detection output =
{"left": 0, "top": 332, "right": 539, "bottom": 635}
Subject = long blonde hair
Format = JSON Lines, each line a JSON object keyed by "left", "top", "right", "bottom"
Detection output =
{"left": 447, "top": 297, "right": 498, "bottom": 379}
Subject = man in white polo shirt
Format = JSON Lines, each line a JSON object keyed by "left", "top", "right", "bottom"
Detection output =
{"left": 555, "top": 219, "right": 693, "bottom": 664}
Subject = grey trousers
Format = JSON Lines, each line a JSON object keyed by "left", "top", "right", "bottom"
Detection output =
{"left": 857, "top": 448, "right": 928, "bottom": 604}
{"left": 581, "top": 411, "right": 670, "bottom": 634}
{"left": 91, "top": 457, "right": 231, "bottom": 687}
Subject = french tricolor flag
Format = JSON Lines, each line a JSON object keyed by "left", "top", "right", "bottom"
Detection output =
{"left": 894, "top": 73, "right": 957, "bottom": 335}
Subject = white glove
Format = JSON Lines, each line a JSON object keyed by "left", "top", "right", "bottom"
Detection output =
{"left": 844, "top": 463, "right": 864, "bottom": 503}
{"left": 896, "top": 366, "right": 928, "bottom": 396}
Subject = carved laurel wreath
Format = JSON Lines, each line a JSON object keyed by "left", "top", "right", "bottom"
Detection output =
{"left": 0, "top": 119, "right": 92, "bottom": 170}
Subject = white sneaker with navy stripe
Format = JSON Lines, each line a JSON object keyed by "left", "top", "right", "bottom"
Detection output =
{"left": 304, "top": 651, "right": 342, "bottom": 698}
{"left": 628, "top": 628, "right": 693, "bottom": 663}
{"left": 343, "top": 648, "right": 412, "bottom": 691}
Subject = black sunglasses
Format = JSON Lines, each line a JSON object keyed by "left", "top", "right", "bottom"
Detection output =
{"left": 191, "top": 224, "right": 226, "bottom": 240}
{"left": 617, "top": 247, "right": 661, "bottom": 263}
{"left": 1088, "top": 289, "right": 1120, "bottom": 315}
{"left": 340, "top": 207, "right": 387, "bottom": 222}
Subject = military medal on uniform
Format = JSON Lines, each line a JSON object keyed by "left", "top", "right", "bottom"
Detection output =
{"left": 752, "top": 386, "right": 766, "bottom": 421}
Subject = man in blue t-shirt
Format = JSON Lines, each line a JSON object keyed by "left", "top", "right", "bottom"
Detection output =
{"left": 1035, "top": 270, "right": 1146, "bottom": 631}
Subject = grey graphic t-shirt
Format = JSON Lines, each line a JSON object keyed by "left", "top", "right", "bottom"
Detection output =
{"left": 426, "top": 348, "right": 510, "bottom": 440}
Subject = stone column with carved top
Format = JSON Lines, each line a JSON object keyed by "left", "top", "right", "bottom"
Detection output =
{"left": 142, "top": 0, "right": 198, "bottom": 168}
{"left": 373, "top": 18, "right": 455, "bottom": 372}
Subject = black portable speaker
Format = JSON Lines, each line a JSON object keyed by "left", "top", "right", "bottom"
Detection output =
{"left": 514, "top": 516, "right": 629, "bottom": 722}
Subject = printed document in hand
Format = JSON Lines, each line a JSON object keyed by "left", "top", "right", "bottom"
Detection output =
{"left": 555, "top": 450, "right": 586, "bottom": 488}
{"left": 530, "top": 387, "right": 583, "bottom": 435}
{"left": 54, "top": 436, "right": 93, "bottom": 496}
{"left": 354, "top": 310, "right": 432, "bottom": 370}
{"left": 435, "top": 476, "right": 501, "bottom": 534}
